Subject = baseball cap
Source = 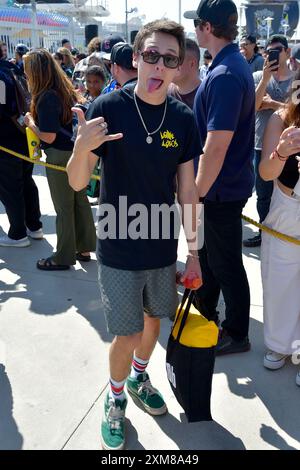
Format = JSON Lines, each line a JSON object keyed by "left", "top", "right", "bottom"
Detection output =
{"left": 184, "top": 0, "right": 237, "bottom": 26}
{"left": 110, "top": 42, "right": 135, "bottom": 70}
{"left": 266, "top": 35, "right": 289, "bottom": 50}
{"left": 15, "top": 43, "right": 29, "bottom": 55}
{"left": 101, "top": 34, "right": 125, "bottom": 60}
{"left": 292, "top": 44, "right": 300, "bottom": 62}
{"left": 15, "top": 43, "right": 29, "bottom": 56}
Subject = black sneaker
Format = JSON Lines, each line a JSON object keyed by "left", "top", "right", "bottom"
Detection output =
{"left": 216, "top": 333, "right": 251, "bottom": 356}
{"left": 243, "top": 234, "right": 261, "bottom": 247}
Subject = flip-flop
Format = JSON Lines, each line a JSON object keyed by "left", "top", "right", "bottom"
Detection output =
{"left": 37, "top": 257, "right": 70, "bottom": 271}
{"left": 76, "top": 253, "right": 91, "bottom": 262}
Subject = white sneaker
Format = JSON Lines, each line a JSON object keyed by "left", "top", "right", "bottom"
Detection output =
{"left": 27, "top": 228, "right": 44, "bottom": 240}
{"left": 0, "top": 235, "right": 30, "bottom": 247}
{"left": 296, "top": 371, "right": 300, "bottom": 387}
{"left": 264, "top": 350, "right": 288, "bottom": 370}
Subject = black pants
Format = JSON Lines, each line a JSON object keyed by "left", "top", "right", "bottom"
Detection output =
{"left": 254, "top": 150, "right": 273, "bottom": 223}
{"left": 195, "top": 199, "right": 250, "bottom": 341}
{"left": 0, "top": 150, "right": 42, "bottom": 239}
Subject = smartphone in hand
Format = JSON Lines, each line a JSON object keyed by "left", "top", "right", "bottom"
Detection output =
{"left": 267, "top": 49, "right": 280, "bottom": 70}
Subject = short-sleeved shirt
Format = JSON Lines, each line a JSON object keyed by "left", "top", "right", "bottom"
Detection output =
{"left": 194, "top": 43, "right": 255, "bottom": 202}
{"left": 37, "top": 90, "right": 74, "bottom": 151}
{"left": 253, "top": 71, "right": 293, "bottom": 150}
{"left": 86, "top": 85, "right": 202, "bottom": 271}
{"left": 168, "top": 83, "right": 200, "bottom": 110}
{"left": 247, "top": 53, "right": 264, "bottom": 74}
{"left": 168, "top": 83, "right": 201, "bottom": 174}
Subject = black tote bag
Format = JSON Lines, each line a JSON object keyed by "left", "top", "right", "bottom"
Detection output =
{"left": 166, "top": 289, "right": 217, "bottom": 422}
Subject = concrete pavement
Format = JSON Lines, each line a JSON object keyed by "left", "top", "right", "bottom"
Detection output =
{"left": 0, "top": 165, "right": 300, "bottom": 450}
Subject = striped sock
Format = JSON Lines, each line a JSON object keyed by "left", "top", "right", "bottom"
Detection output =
{"left": 109, "top": 377, "right": 126, "bottom": 402}
{"left": 130, "top": 355, "right": 149, "bottom": 379}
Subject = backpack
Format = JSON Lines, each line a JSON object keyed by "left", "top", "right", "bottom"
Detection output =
{"left": 0, "top": 61, "right": 31, "bottom": 133}
{"left": 10, "top": 68, "right": 31, "bottom": 116}
{"left": 9, "top": 67, "right": 31, "bottom": 133}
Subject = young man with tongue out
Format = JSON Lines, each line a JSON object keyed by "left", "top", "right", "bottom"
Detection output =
{"left": 67, "top": 19, "right": 202, "bottom": 450}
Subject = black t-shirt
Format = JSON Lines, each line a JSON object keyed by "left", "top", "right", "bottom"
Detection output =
{"left": 86, "top": 85, "right": 202, "bottom": 270}
{"left": 278, "top": 153, "right": 299, "bottom": 190}
{"left": 37, "top": 90, "right": 74, "bottom": 151}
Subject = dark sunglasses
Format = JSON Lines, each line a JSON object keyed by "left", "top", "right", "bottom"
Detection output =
{"left": 140, "top": 50, "right": 180, "bottom": 69}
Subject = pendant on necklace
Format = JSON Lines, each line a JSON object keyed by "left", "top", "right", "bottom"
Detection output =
{"left": 146, "top": 135, "right": 153, "bottom": 144}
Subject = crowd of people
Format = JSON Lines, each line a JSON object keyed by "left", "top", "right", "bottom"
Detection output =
{"left": 1, "top": 0, "right": 300, "bottom": 451}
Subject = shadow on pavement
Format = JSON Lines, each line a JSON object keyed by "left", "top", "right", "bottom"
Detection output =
{"left": 0, "top": 365, "right": 23, "bottom": 450}
{"left": 149, "top": 414, "right": 245, "bottom": 450}
{"left": 214, "top": 317, "right": 300, "bottom": 449}
{"left": 0, "top": 222, "right": 111, "bottom": 344}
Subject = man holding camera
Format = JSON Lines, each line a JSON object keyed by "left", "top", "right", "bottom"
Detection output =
{"left": 243, "top": 35, "right": 294, "bottom": 247}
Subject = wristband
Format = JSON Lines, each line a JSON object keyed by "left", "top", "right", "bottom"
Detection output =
{"left": 274, "top": 148, "right": 289, "bottom": 161}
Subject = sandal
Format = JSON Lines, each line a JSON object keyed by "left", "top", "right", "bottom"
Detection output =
{"left": 76, "top": 253, "right": 91, "bottom": 262}
{"left": 37, "top": 257, "right": 70, "bottom": 271}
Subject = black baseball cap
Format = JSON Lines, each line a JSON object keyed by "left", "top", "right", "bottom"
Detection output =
{"left": 15, "top": 43, "right": 29, "bottom": 55}
{"left": 101, "top": 34, "right": 125, "bottom": 60}
{"left": 184, "top": 0, "right": 237, "bottom": 26}
{"left": 266, "top": 35, "right": 289, "bottom": 50}
{"left": 110, "top": 42, "right": 135, "bottom": 70}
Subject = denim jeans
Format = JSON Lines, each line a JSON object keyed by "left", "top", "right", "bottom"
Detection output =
{"left": 254, "top": 149, "right": 273, "bottom": 223}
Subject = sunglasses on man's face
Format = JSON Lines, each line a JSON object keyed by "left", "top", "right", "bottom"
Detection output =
{"left": 140, "top": 50, "right": 180, "bottom": 69}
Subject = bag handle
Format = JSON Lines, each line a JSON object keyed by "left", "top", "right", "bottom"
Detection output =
{"left": 171, "top": 288, "right": 189, "bottom": 338}
{"left": 171, "top": 289, "right": 194, "bottom": 342}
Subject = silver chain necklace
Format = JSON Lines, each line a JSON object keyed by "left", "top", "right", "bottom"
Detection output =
{"left": 133, "top": 92, "right": 168, "bottom": 144}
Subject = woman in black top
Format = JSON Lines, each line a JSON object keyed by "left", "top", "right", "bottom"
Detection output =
{"left": 260, "top": 69, "right": 300, "bottom": 385}
{"left": 24, "top": 49, "right": 96, "bottom": 270}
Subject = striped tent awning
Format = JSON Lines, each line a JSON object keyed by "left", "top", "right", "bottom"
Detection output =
{"left": 0, "top": 6, "right": 70, "bottom": 27}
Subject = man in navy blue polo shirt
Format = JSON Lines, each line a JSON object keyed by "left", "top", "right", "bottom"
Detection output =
{"left": 185, "top": 0, "right": 255, "bottom": 355}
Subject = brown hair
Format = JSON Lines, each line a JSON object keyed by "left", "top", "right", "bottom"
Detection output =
{"left": 87, "top": 37, "right": 102, "bottom": 55}
{"left": 283, "top": 69, "right": 300, "bottom": 127}
{"left": 57, "top": 47, "right": 75, "bottom": 68}
{"left": 199, "top": 14, "right": 238, "bottom": 41}
{"left": 23, "top": 48, "right": 83, "bottom": 125}
{"left": 133, "top": 19, "right": 185, "bottom": 65}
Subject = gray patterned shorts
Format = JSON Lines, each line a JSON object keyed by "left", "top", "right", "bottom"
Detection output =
{"left": 98, "top": 263, "right": 178, "bottom": 336}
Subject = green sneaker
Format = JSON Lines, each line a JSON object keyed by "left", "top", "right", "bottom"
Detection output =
{"left": 127, "top": 372, "right": 167, "bottom": 416}
{"left": 101, "top": 392, "right": 127, "bottom": 450}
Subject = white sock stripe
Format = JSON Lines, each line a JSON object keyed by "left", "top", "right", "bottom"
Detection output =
{"left": 133, "top": 356, "right": 149, "bottom": 367}
{"left": 110, "top": 377, "right": 126, "bottom": 389}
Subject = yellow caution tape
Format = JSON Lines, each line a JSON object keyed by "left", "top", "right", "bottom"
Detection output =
{"left": 0, "top": 145, "right": 100, "bottom": 181}
{"left": 2, "top": 145, "right": 300, "bottom": 245}
{"left": 242, "top": 215, "right": 300, "bottom": 246}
